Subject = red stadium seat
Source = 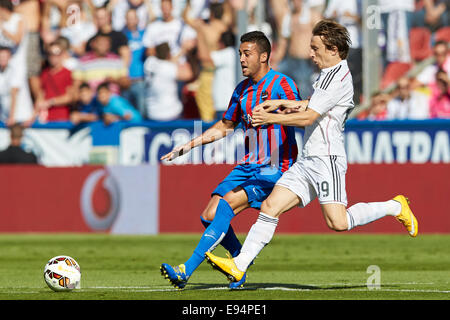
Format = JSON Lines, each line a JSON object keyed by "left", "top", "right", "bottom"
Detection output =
{"left": 380, "top": 62, "right": 412, "bottom": 90}
{"left": 409, "top": 27, "right": 432, "bottom": 61}
{"left": 435, "top": 26, "right": 450, "bottom": 43}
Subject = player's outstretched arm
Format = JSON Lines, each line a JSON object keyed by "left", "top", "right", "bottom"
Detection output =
{"left": 160, "top": 119, "right": 237, "bottom": 161}
{"left": 252, "top": 104, "right": 321, "bottom": 128}
{"left": 254, "top": 99, "right": 308, "bottom": 114}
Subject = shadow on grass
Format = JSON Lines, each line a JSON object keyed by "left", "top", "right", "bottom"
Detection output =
{"left": 185, "top": 282, "right": 399, "bottom": 291}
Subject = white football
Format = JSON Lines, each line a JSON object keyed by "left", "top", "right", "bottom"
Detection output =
{"left": 43, "top": 256, "right": 81, "bottom": 292}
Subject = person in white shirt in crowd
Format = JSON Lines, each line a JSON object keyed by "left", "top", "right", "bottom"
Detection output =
{"left": 415, "top": 40, "right": 450, "bottom": 88}
{"left": 378, "top": 0, "right": 415, "bottom": 66}
{"left": 0, "top": 46, "right": 33, "bottom": 126}
{"left": 144, "top": 42, "right": 193, "bottom": 121}
{"left": 59, "top": 0, "right": 98, "bottom": 57}
{"left": 0, "top": 0, "right": 28, "bottom": 76}
{"left": 110, "top": 0, "right": 156, "bottom": 32}
{"left": 387, "top": 77, "right": 430, "bottom": 120}
{"left": 142, "top": 0, "right": 197, "bottom": 60}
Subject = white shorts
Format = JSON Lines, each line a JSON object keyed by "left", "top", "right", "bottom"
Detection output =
{"left": 276, "top": 155, "right": 348, "bottom": 207}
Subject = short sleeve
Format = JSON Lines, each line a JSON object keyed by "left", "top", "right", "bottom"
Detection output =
{"left": 222, "top": 87, "right": 242, "bottom": 122}
{"left": 307, "top": 80, "right": 341, "bottom": 115}
{"left": 276, "top": 76, "right": 301, "bottom": 101}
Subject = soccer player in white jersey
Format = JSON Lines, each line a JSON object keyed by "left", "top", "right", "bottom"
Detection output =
{"left": 205, "top": 19, "right": 419, "bottom": 284}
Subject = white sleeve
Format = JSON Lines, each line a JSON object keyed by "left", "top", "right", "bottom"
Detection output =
{"left": 280, "top": 14, "right": 291, "bottom": 39}
{"left": 308, "top": 79, "right": 341, "bottom": 115}
{"left": 181, "top": 24, "right": 197, "bottom": 42}
{"left": 142, "top": 24, "right": 155, "bottom": 48}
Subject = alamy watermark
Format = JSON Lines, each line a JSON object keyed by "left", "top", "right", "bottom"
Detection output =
{"left": 366, "top": 265, "right": 381, "bottom": 290}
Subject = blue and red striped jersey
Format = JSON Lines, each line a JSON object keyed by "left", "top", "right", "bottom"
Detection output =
{"left": 223, "top": 69, "right": 301, "bottom": 172}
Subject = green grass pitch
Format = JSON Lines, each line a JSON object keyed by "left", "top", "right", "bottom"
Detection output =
{"left": 0, "top": 233, "right": 449, "bottom": 300}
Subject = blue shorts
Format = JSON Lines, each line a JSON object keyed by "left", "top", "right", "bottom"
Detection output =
{"left": 212, "top": 164, "right": 283, "bottom": 209}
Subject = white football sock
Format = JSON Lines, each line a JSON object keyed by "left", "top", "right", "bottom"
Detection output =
{"left": 234, "top": 212, "right": 278, "bottom": 272}
{"left": 346, "top": 200, "right": 401, "bottom": 230}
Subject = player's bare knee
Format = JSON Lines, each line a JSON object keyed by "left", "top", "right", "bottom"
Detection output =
{"left": 260, "top": 199, "right": 278, "bottom": 218}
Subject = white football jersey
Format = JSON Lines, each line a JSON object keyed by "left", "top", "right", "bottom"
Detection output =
{"left": 302, "top": 60, "right": 354, "bottom": 158}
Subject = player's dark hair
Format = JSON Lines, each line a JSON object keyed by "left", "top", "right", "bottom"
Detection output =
{"left": 312, "top": 19, "right": 351, "bottom": 59}
{"left": 209, "top": 2, "right": 224, "bottom": 20}
{"left": 240, "top": 31, "right": 271, "bottom": 61}
{"left": 155, "top": 42, "right": 171, "bottom": 60}
{"left": 0, "top": 0, "right": 13, "bottom": 11}
{"left": 221, "top": 30, "right": 235, "bottom": 48}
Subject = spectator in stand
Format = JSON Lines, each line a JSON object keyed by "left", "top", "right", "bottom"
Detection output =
{"left": 271, "top": 0, "right": 322, "bottom": 99}
{"left": 324, "top": 0, "right": 363, "bottom": 104}
{"left": 357, "top": 91, "right": 390, "bottom": 120}
{"left": 0, "top": 0, "right": 28, "bottom": 76}
{"left": 34, "top": 41, "right": 75, "bottom": 122}
{"left": 0, "top": 46, "right": 33, "bottom": 126}
{"left": 54, "top": 36, "right": 80, "bottom": 71}
{"left": 144, "top": 42, "right": 193, "bottom": 121}
{"left": 110, "top": 0, "right": 156, "bottom": 32}
{"left": 73, "top": 33, "right": 130, "bottom": 95}
{"left": 86, "top": 5, "right": 131, "bottom": 67}
{"left": 121, "top": 8, "right": 147, "bottom": 117}
{"left": 70, "top": 82, "right": 103, "bottom": 124}
{"left": 379, "top": 0, "right": 415, "bottom": 66}
{"left": 183, "top": 1, "right": 230, "bottom": 122}
{"left": 13, "top": 0, "right": 42, "bottom": 102}
{"left": 142, "top": 0, "right": 197, "bottom": 60}
{"left": 41, "top": 0, "right": 66, "bottom": 46}
{"left": 60, "top": 0, "right": 98, "bottom": 57}
{"left": 416, "top": 40, "right": 450, "bottom": 87}
{"left": 413, "top": 0, "right": 450, "bottom": 31}
{"left": 96, "top": 81, "right": 142, "bottom": 125}
{"left": 429, "top": 69, "right": 450, "bottom": 118}
{"left": 0, "top": 123, "right": 37, "bottom": 164}
{"left": 385, "top": 76, "right": 431, "bottom": 119}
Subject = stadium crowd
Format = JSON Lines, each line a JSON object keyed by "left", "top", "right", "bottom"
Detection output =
{"left": 0, "top": 0, "right": 448, "bottom": 128}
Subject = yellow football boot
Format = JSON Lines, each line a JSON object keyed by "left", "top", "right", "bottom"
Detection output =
{"left": 393, "top": 195, "right": 418, "bottom": 237}
{"left": 205, "top": 252, "right": 245, "bottom": 282}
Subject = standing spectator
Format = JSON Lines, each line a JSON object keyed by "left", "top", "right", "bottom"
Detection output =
{"left": 73, "top": 33, "right": 130, "bottom": 95}
{"left": 271, "top": 0, "right": 322, "bottom": 98}
{"left": 379, "top": 0, "right": 415, "bottom": 66}
{"left": 40, "top": 0, "right": 66, "bottom": 46}
{"left": 60, "top": 0, "right": 98, "bottom": 57}
{"left": 110, "top": 0, "right": 155, "bottom": 32}
{"left": 429, "top": 69, "right": 450, "bottom": 118}
{"left": 144, "top": 42, "right": 193, "bottom": 121}
{"left": 87, "top": 5, "right": 131, "bottom": 67}
{"left": 324, "top": 0, "right": 363, "bottom": 104}
{"left": 183, "top": 1, "right": 229, "bottom": 122}
{"left": 0, "top": 123, "right": 37, "bottom": 164}
{"left": 70, "top": 82, "right": 102, "bottom": 125}
{"left": 416, "top": 40, "right": 450, "bottom": 87}
{"left": 121, "top": 8, "right": 146, "bottom": 117}
{"left": 34, "top": 41, "right": 75, "bottom": 122}
{"left": 210, "top": 30, "right": 237, "bottom": 119}
{"left": 0, "top": 0, "right": 28, "bottom": 76}
{"left": 142, "top": 0, "right": 197, "bottom": 60}
{"left": 0, "top": 46, "right": 33, "bottom": 126}
{"left": 96, "top": 81, "right": 142, "bottom": 125}
{"left": 13, "top": 0, "right": 43, "bottom": 102}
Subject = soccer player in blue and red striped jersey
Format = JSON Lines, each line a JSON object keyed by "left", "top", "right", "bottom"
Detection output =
{"left": 160, "top": 31, "right": 301, "bottom": 289}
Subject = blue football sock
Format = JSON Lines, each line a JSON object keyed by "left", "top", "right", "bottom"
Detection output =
{"left": 201, "top": 217, "right": 242, "bottom": 258}
{"left": 184, "top": 199, "right": 235, "bottom": 276}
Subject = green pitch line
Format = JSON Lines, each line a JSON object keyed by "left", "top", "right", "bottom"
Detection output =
{"left": 0, "top": 233, "right": 449, "bottom": 300}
